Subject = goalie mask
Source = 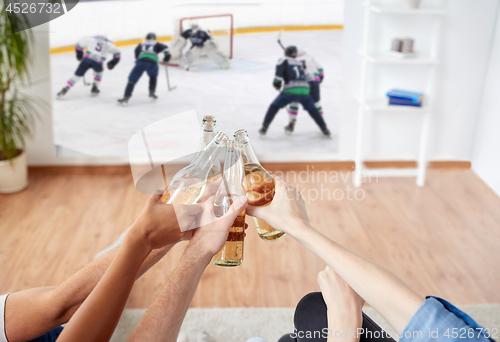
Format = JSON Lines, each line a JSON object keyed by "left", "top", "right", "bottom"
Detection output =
{"left": 146, "top": 32, "right": 157, "bottom": 41}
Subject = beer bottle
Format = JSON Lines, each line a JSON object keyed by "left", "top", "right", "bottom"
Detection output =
{"left": 234, "top": 129, "right": 285, "bottom": 241}
{"left": 160, "top": 131, "right": 228, "bottom": 204}
{"left": 197, "top": 115, "right": 221, "bottom": 179}
{"left": 212, "top": 140, "right": 246, "bottom": 267}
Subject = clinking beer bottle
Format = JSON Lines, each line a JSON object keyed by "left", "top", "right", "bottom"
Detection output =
{"left": 212, "top": 140, "right": 246, "bottom": 267}
{"left": 160, "top": 131, "right": 228, "bottom": 204}
{"left": 234, "top": 129, "right": 285, "bottom": 241}
{"left": 198, "top": 115, "right": 221, "bottom": 179}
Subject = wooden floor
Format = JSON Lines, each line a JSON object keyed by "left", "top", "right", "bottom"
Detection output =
{"left": 1, "top": 164, "right": 500, "bottom": 309}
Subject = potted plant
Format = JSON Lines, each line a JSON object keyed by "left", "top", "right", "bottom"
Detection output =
{"left": 0, "top": 6, "right": 42, "bottom": 193}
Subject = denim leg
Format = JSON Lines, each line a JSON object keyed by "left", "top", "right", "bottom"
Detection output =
{"left": 28, "top": 326, "right": 63, "bottom": 342}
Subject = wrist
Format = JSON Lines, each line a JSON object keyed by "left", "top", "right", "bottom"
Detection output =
{"left": 184, "top": 241, "right": 214, "bottom": 266}
{"left": 289, "top": 221, "right": 315, "bottom": 240}
{"left": 124, "top": 223, "right": 154, "bottom": 256}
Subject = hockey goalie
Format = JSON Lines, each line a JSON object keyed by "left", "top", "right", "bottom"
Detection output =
{"left": 170, "top": 21, "right": 230, "bottom": 70}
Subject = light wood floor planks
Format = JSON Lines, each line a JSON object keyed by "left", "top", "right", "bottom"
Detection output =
{"left": 1, "top": 165, "right": 500, "bottom": 309}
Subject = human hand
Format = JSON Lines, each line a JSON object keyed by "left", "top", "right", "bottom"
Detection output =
{"left": 129, "top": 190, "right": 202, "bottom": 250}
{"left": 317, "top": 266, "right": 364, "bottom": 333}
{"left": 188, "top": 195, "right": 248, "bottom": 257}
{"left": 245, "top": 175, "right": 311, "bottom": 236}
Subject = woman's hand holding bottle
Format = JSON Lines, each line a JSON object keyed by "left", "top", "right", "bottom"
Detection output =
{"left": 245, "top": 175, "right": 312, "bottom": 238}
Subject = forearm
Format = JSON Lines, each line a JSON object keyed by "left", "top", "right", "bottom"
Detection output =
{"left": 127, "top": 246, "right": 212, "bottom": 342}
{"left": 56, "top": 233, "right": 151, "bottom": 342}
{"left": 50, "top": 243, "right": 172, "bottom": 321}
{"left": 327, "top": 309, "right": 362, "bottom": 342}
{"left": 294, "top": 225, "right": 423, "bottom": 334}
{"left": 4, "top": 244, "right": 171, "bottom": 342}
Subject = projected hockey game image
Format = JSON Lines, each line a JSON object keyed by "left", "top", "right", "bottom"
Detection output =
{"left": 49, "top": 1, "right": 341, "bottom": 160}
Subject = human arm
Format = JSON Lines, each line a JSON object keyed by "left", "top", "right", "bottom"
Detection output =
{"left": 74, "top": 37, "right": 88, "bottom": 61}
{"left": 127, "top": 196, "right": 248, "bottom": 342}
{"left": 107, "top": 46, "right": 121, "bottom": 70}
{"left": 53, "top": 192, "right": 201, "bottom": 342}
{"left": 273, "top": 59, "right": 286, "bottom": 90}
{"left": 315, "top": 58, "right": 324, "bottom": 82}
{"left": 154, "top": 43, "right": 171, "bottom": 63}
{"left": 318, "top": 266, "right": 364, "bottom": 342}
{"left": 134, "top": 44, "right": 142, "bottom": 59}
{"left": 4, "top": 243, "right": 171, "bottom": 342}
{"left": 246, "top": 177, "right": 424, "bottom": 335}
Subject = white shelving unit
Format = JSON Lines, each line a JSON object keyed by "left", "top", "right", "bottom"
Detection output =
{"left": 354, "top": 1, "right": 447, "bottom": 188}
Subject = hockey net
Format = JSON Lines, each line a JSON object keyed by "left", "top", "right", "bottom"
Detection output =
{"left": 170, "top": 14, "right": 233, "bottom": 64}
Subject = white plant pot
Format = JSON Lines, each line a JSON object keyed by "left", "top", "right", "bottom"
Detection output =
{"left": 0, "top": 151, "right": 28, "bottom": 193}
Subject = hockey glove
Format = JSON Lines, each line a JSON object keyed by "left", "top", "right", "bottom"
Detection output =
{"left": 76, "top": 50, "right": 83, "bottom": 61}
{"left": 107, "top": 57, "right": 120, "bottom": 70}
{"left": 319, "top": 75, "right": 324, "bottom": 83}
{"left": 273, "top": 79, "right": 282, "bottom": 91}
{"left": 163, "top": 52, "right": 171, "bottom": 63}
{"left": 107, "top": 60, "right": 116, "bottom": 70}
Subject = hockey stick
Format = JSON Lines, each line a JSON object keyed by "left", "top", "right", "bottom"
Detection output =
{"left": 82, "top": 74, "right": 91, "bottom": 86}
{"left": 164, "top": 64, "right": 177, "bottom": 91}
{"left": 277, "top": 29, "right": 286, "bottom": 50}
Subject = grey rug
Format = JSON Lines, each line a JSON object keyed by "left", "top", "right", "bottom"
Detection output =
{"left": 110, "top": 305, "right": 500, "bottom": 342}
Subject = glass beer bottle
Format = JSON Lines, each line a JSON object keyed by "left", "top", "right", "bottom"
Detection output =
{"left": 160, "top": 131, "right": 228, "bottom": 204}
{"left": 234, "top": 129, "right": 285, "bottom": 241}
{"left": 212, "top": 140, "right": 246, "bottom": 267}
{"left": 197, "top": 115, "right": 221, "bottom": 179}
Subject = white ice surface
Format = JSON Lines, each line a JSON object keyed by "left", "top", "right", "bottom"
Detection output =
{"left": 51, "top": 30, "right": 342, "bottom": 162}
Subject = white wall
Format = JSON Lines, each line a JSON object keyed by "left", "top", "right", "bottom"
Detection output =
{"left": 340, "top": 0, "right": 499, "bottom": 161}
{"left": 472, "top": 3, "right": 500, "bottom": 196}
{"left": 49, "top": 0, "right": 344, "bottom": 48}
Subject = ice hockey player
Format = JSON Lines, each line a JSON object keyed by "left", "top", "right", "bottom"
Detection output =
{"left": 57, "top": 36, "right": 120, "bottom": 97}
{"left": 259, "top": 46, "right": 331, "bottom": 138}
{"left": 170, "top": 21, "right": 230, "bottom": 69}
{"left": 285, "top": 46, "right": 325, "bottom": 134}
{"left": 117, "top": 33, "right": 171, "bottom": 105}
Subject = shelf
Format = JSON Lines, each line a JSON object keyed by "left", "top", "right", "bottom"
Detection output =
{"left": 366, "top": 4, "right": 447, "bottom": 16}
{"left": 353, "top": 95, "right": 428, "bottom": 113}
{"left": 358, "top": 51, "right": 440, "bottom": 65}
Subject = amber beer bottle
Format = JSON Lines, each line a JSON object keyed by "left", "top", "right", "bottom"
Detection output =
{"left": 212, "top": 140, "right": 246, "bottom": 266}
{"left": 160, "top": 131, "right": 228, "bottom": 204}
{"left": 234, "top": 129, "right": 285, "bottom": 241}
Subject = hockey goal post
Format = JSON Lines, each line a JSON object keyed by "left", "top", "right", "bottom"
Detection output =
{"left": 175, "top": 14, "right": 234, "bottom": 59}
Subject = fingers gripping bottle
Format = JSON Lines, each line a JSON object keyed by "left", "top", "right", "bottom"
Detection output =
{"left": 234, "top": 129, "right": 285, "bottom": 241}
{"left": 160, "top": 131, "right": 228, "bottom": 204}
{"left": 212, "top": 140, "right": 246, "bottom": 267}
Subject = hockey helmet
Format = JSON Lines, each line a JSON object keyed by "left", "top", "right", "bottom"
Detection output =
{"left": 146, "top": 32, "right": 157, "bottom": 40}
{"left": 285, "top": 46, "right": 298, "bottom": 58}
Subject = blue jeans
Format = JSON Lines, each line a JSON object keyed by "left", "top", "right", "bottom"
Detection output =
{"left": 125, "top": 59, "right": 159, "bottom": 97}
{"left": 75, "top": 58, "right": 103, "bottom": 76}
{"left": 29, "top": 327, "right": 63, "bottom": 342}
{"left": 264, "top": 93, "right": 326, "bottom": 129}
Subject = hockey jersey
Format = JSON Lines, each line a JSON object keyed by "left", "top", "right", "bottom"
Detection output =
{"left": 76, "top": 36, "right": 120, "bottom": 64}
{"left": 275, "top": 57, "right": 310, "bottom": 95}
{"left": 181, "top": 28, "right": 212, "bottom": 47}
{"left": 134, "top": 40, "right": 169, "bottom": 64}
{"left": 296, "top": 53, "right": 324, "bottom": 82}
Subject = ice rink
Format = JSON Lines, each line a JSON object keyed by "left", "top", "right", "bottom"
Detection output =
{"left": 51, "top": 30, "right": 342, "bottom": 162}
